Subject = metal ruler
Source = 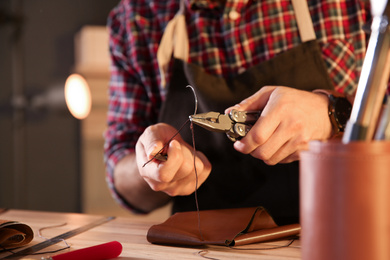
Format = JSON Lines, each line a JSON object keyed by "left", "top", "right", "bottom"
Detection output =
{"left": 1, "top": 216, "right": 115, "bottom": 259}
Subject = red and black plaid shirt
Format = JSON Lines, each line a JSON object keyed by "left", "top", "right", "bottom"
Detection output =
{"left": 104, "top": 0, "right": 370, "bottom": 211}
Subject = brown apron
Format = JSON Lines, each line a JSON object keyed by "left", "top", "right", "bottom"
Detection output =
{"left": 157, "top": 1, "right": 333, "bottom": 225}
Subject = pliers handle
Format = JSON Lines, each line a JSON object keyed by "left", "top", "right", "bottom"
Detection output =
{"left": 190, "top": 109, "right": 261, "bottom": 141}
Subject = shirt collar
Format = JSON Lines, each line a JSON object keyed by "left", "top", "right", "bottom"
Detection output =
{"left": 188, "top": 0, "right": 226, "bottom": 11}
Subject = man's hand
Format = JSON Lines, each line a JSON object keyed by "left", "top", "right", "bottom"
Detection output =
{"left": 226, "top": 86, "right": 332, "bottom": 165}
{"left": 135, "top": 123, "right": 212, "bottom": 196}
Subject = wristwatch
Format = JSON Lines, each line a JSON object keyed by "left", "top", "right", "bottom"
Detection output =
{"left": 313, "top": 89, "right": 352, "bottom": 135}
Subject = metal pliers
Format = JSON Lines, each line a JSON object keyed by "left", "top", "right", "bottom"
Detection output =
{"left": 190, "top": 109, "right": 261, "bottom": 141}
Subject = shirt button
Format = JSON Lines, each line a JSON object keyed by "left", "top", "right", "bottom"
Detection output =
{"left": 229, "top": 10, "right": 240, "bottom": 20}
{"left": 238, "top": 67, "right": 246, "bottom": 74}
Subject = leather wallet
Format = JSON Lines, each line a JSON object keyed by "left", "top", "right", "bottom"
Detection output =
{"left": 147, "top": 206, "right": 300, "bottom": 246}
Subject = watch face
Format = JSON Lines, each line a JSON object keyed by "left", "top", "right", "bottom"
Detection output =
{"left": 334, "top": 97, "right": 352, "bottom": 127}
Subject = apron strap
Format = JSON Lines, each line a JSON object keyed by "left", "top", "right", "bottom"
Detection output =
{"left": 291, "top": 0, "right": 316, "bottom": 42}
{"left": 157, "top": 0, "right": 316, "bottom": 88}
{"left": 157, "top": 0, "right": 188, "bottom": 88}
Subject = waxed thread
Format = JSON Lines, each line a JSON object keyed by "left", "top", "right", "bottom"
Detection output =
{"left": 142, "top": 119, "right": 190, "bottom": 168}
{"left": 142, "top": 85, "right": 204, "bottom": 241}
{"left": 187, "top": 85, "right": 204, "bottom": 241}
{"left": 190, "top": 112, "right": 204, "bottom": 241}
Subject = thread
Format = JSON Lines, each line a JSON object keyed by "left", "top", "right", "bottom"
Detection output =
{"left": 142, "top": 85, "right": 204, "bottom": 240}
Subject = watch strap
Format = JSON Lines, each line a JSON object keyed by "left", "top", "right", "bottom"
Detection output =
{"left": 313, "top": 89, "right": 352, "bottom": 136}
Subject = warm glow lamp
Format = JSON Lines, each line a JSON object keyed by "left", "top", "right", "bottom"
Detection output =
{"left": 64, "top": 73, "right": 92, "bottom": 120}
{"left": 27, "top": 73, "right": 92, "bottom": 119}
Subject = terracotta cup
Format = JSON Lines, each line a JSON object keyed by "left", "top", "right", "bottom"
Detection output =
{"left": 300, "top": 140, "right": 390, "bottom": 260}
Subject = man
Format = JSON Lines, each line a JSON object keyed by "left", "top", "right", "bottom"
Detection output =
{"left": 104, "top": 0, "right": 370, "bottom": 224}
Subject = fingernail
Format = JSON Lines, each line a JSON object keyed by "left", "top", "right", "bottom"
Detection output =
{"left": 233, "top": 141, "right": 244, "bottom": 151}
{"left": 170, "top": 139, "right": 181, "bottom": 150}
{"left": 225, "top": 104, "right": 240, "bottom": 114}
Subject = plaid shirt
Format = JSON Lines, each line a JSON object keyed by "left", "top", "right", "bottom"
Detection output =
{"left": 104, "top": 0, "right": 370, "bottom": 212}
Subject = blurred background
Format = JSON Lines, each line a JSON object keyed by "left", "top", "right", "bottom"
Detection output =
{"left": 0, "top": 0, "right": 169, "bottom": 220}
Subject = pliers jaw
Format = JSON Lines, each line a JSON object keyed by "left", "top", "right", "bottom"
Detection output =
{"left": 189, "top": 112, "right": 232, "bottom": 133}
{"left": 190, "top": 110, "right": 256, "bottom": 141}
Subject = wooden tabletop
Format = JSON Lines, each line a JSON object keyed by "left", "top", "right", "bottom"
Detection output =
{"left": 0, "top": 209, "right": 301, "bottom": 260}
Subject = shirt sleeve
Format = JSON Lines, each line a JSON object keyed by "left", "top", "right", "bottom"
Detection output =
{"left": 103, "top": 2, "right": 161, "bottom": 213}
{"left": 318, "top": 0, "right": 371, "bottom": 95}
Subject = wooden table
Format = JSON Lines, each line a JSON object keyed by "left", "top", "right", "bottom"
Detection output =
{"left": 0, "top": 209, "right": 301, "bottom": 260}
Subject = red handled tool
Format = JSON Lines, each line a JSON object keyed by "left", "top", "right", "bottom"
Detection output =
{"left": 43, "top": 241, "right": 122, "bottom": 260}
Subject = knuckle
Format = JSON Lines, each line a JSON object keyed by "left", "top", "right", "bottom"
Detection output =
{"left": 156, "top": 172, "right": 174, "bottom": 183}
{"left": 181, "top": 159, "right": 194, "bottom": 173}
{"left": 194, "top": 158, "right": 207, "bottom": 173}
{"left": 148, "top": 182, "right": 163, "bottom": 192}
{"left": 294, "top": 132, "right": 309, "bottom": 146}
{"left": 251, "top": 132, "right": 267, "bottom": 146}
{"left": 293, "top": 119, "right": 305, "bottom": 132}
{"left": 277, "top": 102, "right": 290, "bottom": 115}
{"left": 165, "top": 187, "right": 181, "bottom": 197}
{"left": 263, "top": 159, "right": 277, "bottom": 166}
{"left": 252, "top": 149, "right": 271, "bottom": 161}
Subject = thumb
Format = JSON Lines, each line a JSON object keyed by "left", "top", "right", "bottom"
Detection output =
{"left": 225, "top": 86, "right": 276, "bottom": 113}
{"left": 144, "top": 141, "right": 165, "bottom": 161}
